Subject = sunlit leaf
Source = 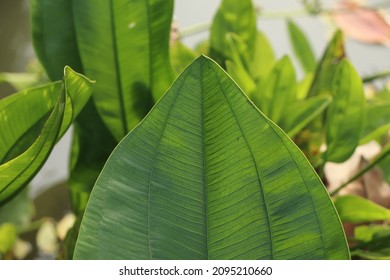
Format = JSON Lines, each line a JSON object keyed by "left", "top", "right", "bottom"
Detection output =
{"left": 324, "top": 59, "right": 365, "bottom": 163}
{"left": 0, "top": 67, "right": 93, "bottom": 204}
{"left": 74, "top": 56, "right": 349, "bottom": 260}
{"left": 280, "top": 95, "right": 332, "bottom": 138}
{"left": 254, "top": 56, "right": 296, "bottom": 123}
{"left": 334, "top": 195, "right": 390, "bottom": 223}
{"left": 170, "top": 41, "right": 197, "bottom": 75}
{"left": 287, "top": 19, "right": 316, "bottom": 73}
{"left": 73, "top": 0, "right": 175, "bottom": 141}
{"left": 250, "top": 31, "right": 276, "bottom": 84}
{"left": 307, "top": 30, "right": 345, "bottom": 97}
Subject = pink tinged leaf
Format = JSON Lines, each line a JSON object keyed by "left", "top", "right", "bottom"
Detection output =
{"left": 331, "top": 1, "right": 390, "bottom": 45}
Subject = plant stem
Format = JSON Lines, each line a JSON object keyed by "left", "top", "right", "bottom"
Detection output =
{"left": 179, "top": 22, "right": 211, "bottom": 38}
{"left": 330, "top": 145, "right": 390, "bottom": 196}
{"left": 363, "top": 69, "right": 390, "bottom": 83}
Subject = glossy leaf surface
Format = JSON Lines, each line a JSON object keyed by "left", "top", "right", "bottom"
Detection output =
{"left": 74, "top": 56, "right": 349, "bottom": 260}
{"left": 73, "top": 0, "right": 175, "bottom": 141}
{"left": 0, "top": 68, "right": 92, "bottom": 204}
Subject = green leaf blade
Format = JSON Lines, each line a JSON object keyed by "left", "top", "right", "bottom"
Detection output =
{"left": 209, "top": 0, "right": 257, "bottom": 66}
{"left": 73, "top": 0, "right": 174, "bottom": 141}
{"left": 74, "top": 56, "right": 349, "bottom": 260}
{"left": 287, "top": 20, "right": 316, "bottom": 73}
{"left": 0, "top": 68, "right": 93, "bottom": 204}
{"left": 324, "top": 59, "right": 365, "bottom": 163}
{"left": 334, "top": 195, "right": 390, "bottom": 223}
{"left": 31, "top": 0, "right": 83, "bottom": 81}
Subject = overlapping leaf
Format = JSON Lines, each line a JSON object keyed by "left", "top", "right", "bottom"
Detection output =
{"left": 0, "top": 67, "right": 92, "bottom": 204}
{"left": 73, "top": 0, "right": 175, "bottom": 141}
{"left": 324, "top": 59, "right": 365, "bottom": 163}
{"left": 210, "top": 0, "right": 257, "bottom": 66}
{"left": 287, "top": 20, "right": 316, "bottom": 73}
{"left": 74, "top": 56, "right": 349, "bottom": 260}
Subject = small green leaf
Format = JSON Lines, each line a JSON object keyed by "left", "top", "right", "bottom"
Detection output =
{"left": 254, "top": 56, "right": 296, "bottom": 123}
{"left": 210, "top": 0, "right": 257, "bottom": 66}
{"left": 280, "top": 95, "right": 332, "bottom": 138}
{"left": 31, "top": 0, "right": 83, "bottom": 80}
{"left": 354, "top": 225, "right": 390, "bottom": 243}
{"left": 324, "top": 59, "right": 365, "bottom": 163}
{"left": 250, "top": 31, "right": 276, "bottom": 84}
{"left": 334, "top": 195, "right": 390, "bottom": 223}
{"left": 0, "top": 223, "right": 17, "bottom": 255}
{"left": 351, "top": 225, "right": 390, "bottom": 260}
{"left": 0, "top": 68, "right": 93, "bottom": 204}
{"left": 74, "top": 56, "right": 349, "bottom": 260}
{"left": 297, "top": 73, "right": 314, "bottom": 100}
{"left": 308, "top": 30, "right": 345, "bottom": 98}
{"left": 296, "top": 31, "right": 345, "bottom": 165}
{"left": 225, "top": 33, "right": 256, "bottom": 97}
{"left": 287, "top": 20, "right": 316, "bottom": 73}
{"left": 170, "top": 41, "right": 197, "bottom": 75}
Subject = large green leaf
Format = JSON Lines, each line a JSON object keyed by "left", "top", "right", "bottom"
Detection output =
{"left": 31, "top": 0, "right": 83, "bottom": 81}
{"left": 31, "top": 0, "right": 118, "bottom": 214}
{"left": 209, "top": 0, "right": 257, "bottom": 66}
{"left": 250, "top": 31, "right": 276, "bottom": 84}
{"left": 73, "top": 0, "right": 175, "bottom": 141}
{"left": 324, "top": 59, "right": 365, "bottom": 163}
{"left": 170, "top": 41, "right": 197, "bottom": 75}
{"left": 74, "top": 56, "right": 349, "bottom": 260}
{"left": 287, "top": 20, "right": 316, "bottom": 73}
{"left": 0, "top": 67, "right": 92, "bottom": 204}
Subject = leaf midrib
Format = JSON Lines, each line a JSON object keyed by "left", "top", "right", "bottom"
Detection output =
{"left": 209, "top": 61, "right": 275, "bottom": 259}
{"left": 145, "top": 69, "right": 191, "bottom": 259}
{"left": 109, "top": 0, "right": 127, "bottom": 137}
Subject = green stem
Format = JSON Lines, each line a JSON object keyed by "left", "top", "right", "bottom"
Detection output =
{"left": 179, "top": 22, "right": 211, "bottom": 38}
{"left": 363, "top": 69, "right": 390, "bottom": 83}
{"left": 330, "top": 145, "right": 390, "bottom": 196}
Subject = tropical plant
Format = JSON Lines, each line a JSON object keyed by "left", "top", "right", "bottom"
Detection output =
{"left": 0, "top": 0, "right": 389, "bottom": 260}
